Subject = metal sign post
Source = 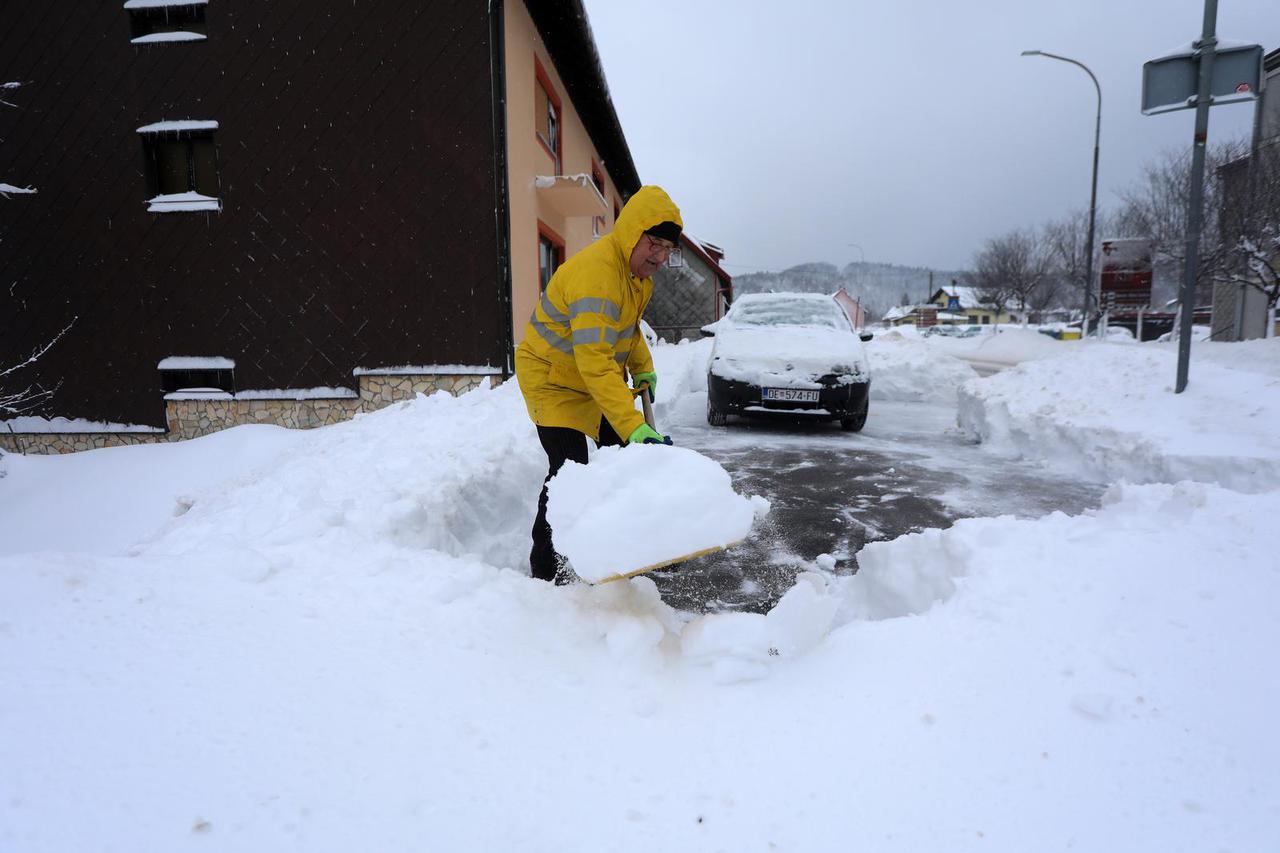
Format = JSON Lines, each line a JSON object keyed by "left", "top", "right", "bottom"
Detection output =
{"left": 1140, "top": 0, "right": 1261, "bottom": 393}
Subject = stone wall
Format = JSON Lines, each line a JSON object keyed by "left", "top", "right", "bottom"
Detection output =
{"left": 0, "top": 373, "right": 497, "bottom": 455}
{"left": 0, "top": 432, "right": 165, "bottom": 454}
{"left": 165, "top": 395, "right": 364, "bottom": 439}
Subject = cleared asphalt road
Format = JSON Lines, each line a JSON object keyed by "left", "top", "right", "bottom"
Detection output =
{"left": 647, "top": 400, "right": 1103, "bottom": 614}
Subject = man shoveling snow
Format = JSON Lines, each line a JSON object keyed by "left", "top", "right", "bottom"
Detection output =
{"left": 515, "top": 185, "right": 684, "bottom": 583}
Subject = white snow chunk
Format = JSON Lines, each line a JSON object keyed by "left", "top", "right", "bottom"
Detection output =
{"left": 158, "top": 356, "right": 235, "bottom": 370}
{"left": 352, "top": 364, "right": 502, "bottom": 376}
{"left": 146, "top": 191, "right": 220, "bottom": 213}
{"left": 547, "top": 444, "right": 759, "bottom": 583}
{"left": 235, "top": 388, "right": 359, "bottom": 401}
{"left": 136, "top": 120, "right": 218, "bottom": 134}
{"left": 123, "top": 0, "right": 208, "bottom": 8}
{"left": 131, "top": 31, "right": 206, "bottom": 44}
{"left": 0, "top": 416, "right": 165, "bottom": 434}
{"left": 0, "top": 183, "right": 37, "bottom": 197}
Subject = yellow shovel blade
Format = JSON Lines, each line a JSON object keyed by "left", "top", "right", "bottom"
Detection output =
{"left": 593, "top": 538, "right": 744, "bottom": 584}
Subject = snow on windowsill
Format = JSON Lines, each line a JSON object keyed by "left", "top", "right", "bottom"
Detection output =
{"left": 352, "top": 365, "right": 503, "bottom": 376}
{"left": 164, "top": 387, "right": 359, "bottom": 401}
{"left": 123, "top": 0, "right": 209, "bottom": 9}
{"left": 534, "top": 173, "right": 594, "bottom": 190}
{"left": 136, "top": 120, "right": 218, "bottom": 134}
{"left": 2, "top": 417, "right": 166, "bottom": 434}
{"left": 131, "top": 31, "right": 207, "bottom": 44}
{"left": 0, "top": 184, "right": 37, "bottom": 197}
{"left": 158, "top": 356, "right": 235, "bottom": 370}
{"left": 147, "top": 192, "right": 221, "bottom": 213}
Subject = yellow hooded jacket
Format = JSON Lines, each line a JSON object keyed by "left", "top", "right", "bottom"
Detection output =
{"left": 515, "top": 185, "right": 683, "bottom": 441}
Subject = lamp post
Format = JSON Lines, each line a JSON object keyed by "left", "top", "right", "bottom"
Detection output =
{"left": 1021, "top": 50, "right": 1102, "bottom": 336}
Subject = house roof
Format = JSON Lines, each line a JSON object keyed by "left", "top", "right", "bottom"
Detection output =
{"left": 681, "top": 234, "right": 732, "bottom": 287}
{"left": 930, "top": 285, "right": 989, "bottom": 309}
{"left": 523, "top": 0, "right": 641, "bottom": 197}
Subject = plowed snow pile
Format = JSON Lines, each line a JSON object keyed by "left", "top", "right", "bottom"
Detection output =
{"left": 959, "top": 340, "right": 1280, "bottom": 491}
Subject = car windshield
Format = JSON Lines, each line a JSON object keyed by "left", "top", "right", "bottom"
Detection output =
{"left": 729, "top": 298, "right": 847, "bottom": 329}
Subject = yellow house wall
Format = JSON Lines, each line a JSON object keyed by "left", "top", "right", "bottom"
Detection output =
{"left": 928, "top": 294, "right": 1015, "bottom": 325}
{"left": 504, "top": 1, "right": 627, "bottom": 344}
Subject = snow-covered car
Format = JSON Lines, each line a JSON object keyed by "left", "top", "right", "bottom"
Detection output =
{"left": 705, "top": 292, "right": 872, "bottom": 431}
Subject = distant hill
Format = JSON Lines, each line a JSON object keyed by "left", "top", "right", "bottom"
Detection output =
{"left": 732, "top": 262, "right": 967, "bottom": 322}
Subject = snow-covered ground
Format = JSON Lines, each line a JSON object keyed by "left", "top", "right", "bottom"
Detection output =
{"left": 2, "top": 330, "right": 1278, "bottom": 852}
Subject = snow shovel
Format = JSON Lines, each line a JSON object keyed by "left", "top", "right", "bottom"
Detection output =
{"left": 591, "top": 388, "right": 748, "bottom": 584}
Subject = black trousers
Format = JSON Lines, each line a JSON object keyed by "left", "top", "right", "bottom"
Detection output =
{"left": 530, "top": 417, "right": 623, "bottom": 581}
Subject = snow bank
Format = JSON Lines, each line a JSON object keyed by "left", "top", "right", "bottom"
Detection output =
{"left": 864, "top": 329, "right": 979, "bottom": 402}
{"left": 935, "top": 326, "right": 1073, "bottom": 365}
{"left": 958, "top": 340, "right": 1280, "bottom": 491}
{"left": 548, "top": 444, "right": 764, "bottom": 582}
{"left": 0, "top": 425, "right": 303, "bottom": 556}
{"left": 136, "top": 381, "right": 547, "bottom": 569}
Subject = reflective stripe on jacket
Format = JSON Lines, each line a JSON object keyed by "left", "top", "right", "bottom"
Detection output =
{"left": 515, "top": 185, "right": 682, "bottom": 440}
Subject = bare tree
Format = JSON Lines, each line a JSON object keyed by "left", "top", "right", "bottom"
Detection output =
{"left": 1113, "top": 140, "right": 1248, "bottom": 303}
{"left": 1, "top": 320, "right": 75, "bottom": 418}
{"left": 1042, "top": 207, "right": 1114, "bottom": 314}
{"left": 965, "top": 229, "right": 1050, "bottom": 326}
{"left": 1215, "top": 146, "right": 1280, "bottom": 309}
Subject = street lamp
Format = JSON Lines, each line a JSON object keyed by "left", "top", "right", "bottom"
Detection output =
{"left": 1021, "top": 50, "right": 1102, "bottom": 335}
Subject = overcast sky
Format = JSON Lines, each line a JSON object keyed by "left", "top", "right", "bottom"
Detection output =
{"left": 581, "top": 0, "right": 1280, "bottom": 275}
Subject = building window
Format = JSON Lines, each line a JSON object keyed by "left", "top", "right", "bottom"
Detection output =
{"left": 590, "top": 161, "right": 605, "bottom": 196}
{"left": 158, "top": 356, "right": 235, "bottom": 393}
{"left": 592, "top": 216, "right": 606, "bottom": 239}
{"left": 137, "top": 120, "right": 221, "bottom": 212}
{"left": 125, "top": 0, "right": 209, "bottom": 45}
{"left": 534, "top": 58, "right": 561, "bottom": 174}
{"left": 614, "top": 199, "right": 621, "bottom": 223}
{"left": 538, "top": 223, "right": 564, "bottom": 292}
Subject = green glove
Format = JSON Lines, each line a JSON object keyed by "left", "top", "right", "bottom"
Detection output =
{"left": 632, "top": 371, "right": 658, "bottom": 401}
{"left": 627, "top": 423, "right": 673, "bottom": 446}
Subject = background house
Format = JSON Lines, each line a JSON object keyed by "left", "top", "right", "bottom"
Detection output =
{"left": 1211, "top": 45, "right": 1279, "bottom": 341}
{"left": 647, "top": 235, "right": 732, "bottom": 342}
{"left": 926, "top": 286, "right": 1019, "bottom": 325}
{"left": 0, "top": 0, "right": 668, "bottom": 453}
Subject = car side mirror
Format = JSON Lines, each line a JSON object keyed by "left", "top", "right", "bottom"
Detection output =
{"left": 859, "top": 332, "right": 874, "bottom": 342}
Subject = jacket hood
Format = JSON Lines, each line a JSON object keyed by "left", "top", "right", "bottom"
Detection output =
{"left": 612, "top": 185, "right": 683, "bottom": 266}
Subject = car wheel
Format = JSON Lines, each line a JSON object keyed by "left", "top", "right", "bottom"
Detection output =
{"left": 707, "top": 399, "right": 728, "bottom": 427}
{"left": 840, "top": 396, "right": 869, "bottom": 432}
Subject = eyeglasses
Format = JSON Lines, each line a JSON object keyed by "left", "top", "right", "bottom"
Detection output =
{"left": 645, "top": 234, "right": 677, "bottom": 255}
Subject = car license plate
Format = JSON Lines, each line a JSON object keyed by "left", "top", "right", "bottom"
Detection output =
{"left": 762, "top": 388, "right": 820, "bottom": 403}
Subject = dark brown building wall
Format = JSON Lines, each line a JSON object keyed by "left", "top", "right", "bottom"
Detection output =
{"left": 1, "top": 0, "right": 504, "bottom": 428}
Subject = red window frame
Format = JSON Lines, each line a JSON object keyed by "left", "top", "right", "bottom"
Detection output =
{"left": 537, "top": 220, "right": 565, "bottom": 292}
{"left": 533, "top": 57, "right": 562, "bottom": 175}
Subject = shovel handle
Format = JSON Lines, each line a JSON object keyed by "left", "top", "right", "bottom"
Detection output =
{"left": 640, "top": 387, "right": 656, "bottom": 429}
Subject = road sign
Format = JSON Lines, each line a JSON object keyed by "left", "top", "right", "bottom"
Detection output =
{"left": 1142, "top": 41, "right": 1262, "bottom": 115}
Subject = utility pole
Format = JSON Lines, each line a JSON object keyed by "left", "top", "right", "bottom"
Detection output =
{"left": 1173, "top": 0, "right": 1218, "bottom": 393}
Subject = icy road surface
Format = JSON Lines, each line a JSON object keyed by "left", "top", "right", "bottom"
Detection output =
{"left": 651, "top": 400, "right": 1104, "bottom": 614}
